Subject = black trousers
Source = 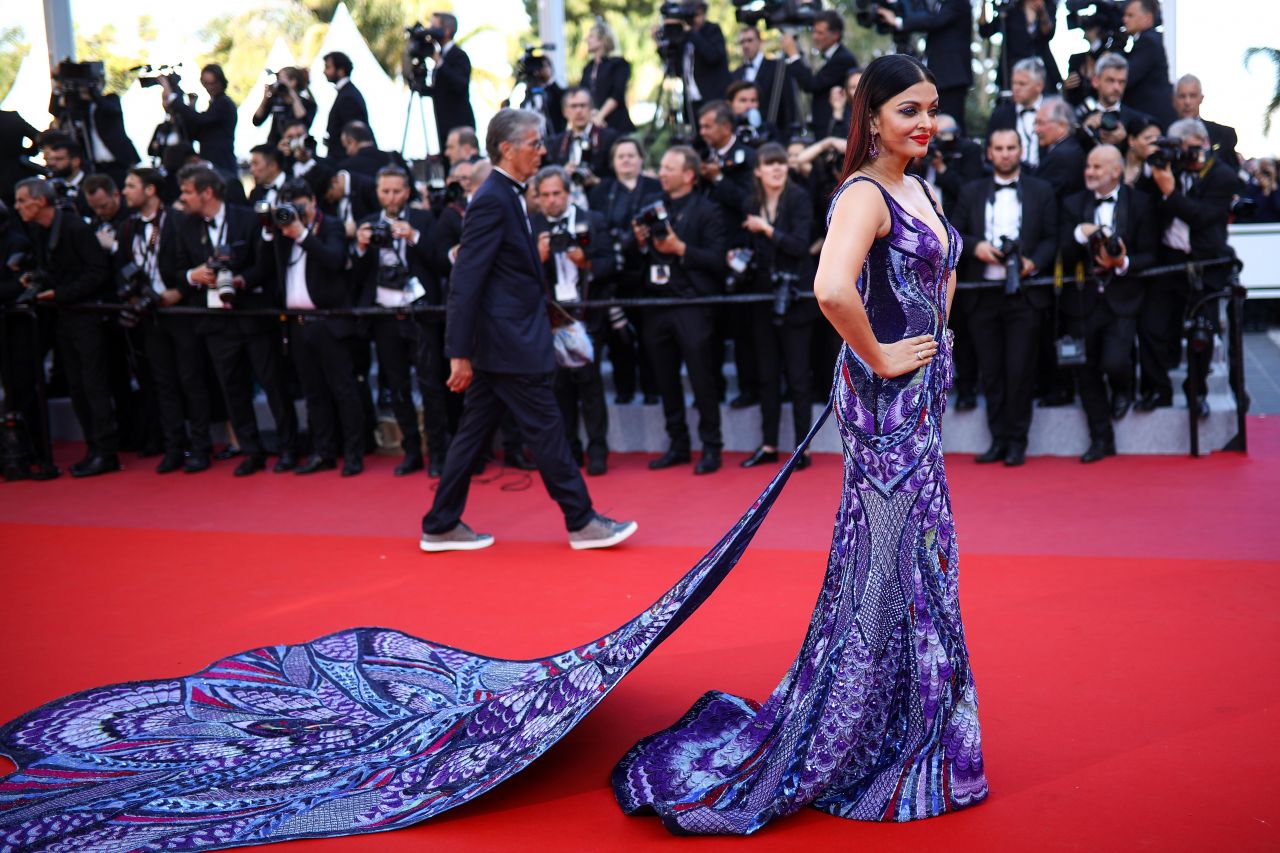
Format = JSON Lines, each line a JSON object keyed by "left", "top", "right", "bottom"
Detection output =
{"left": 643, "top": 305, "right": 722, "bottom": 451}
{"left": 938, "top": 86, "right": 968, "bottom": 135}
{"left": 290, "top": 318, "right": 364, "bottom": 461}
{"left": 140, "top": 315, "right": 214, "bottom": 457}
{"left": 554, "top": 349, "right": 608, "bottom": 459}
{"left": 371, "top": 314, "right": 451, "bottom": 458}
{"left": 726, "top": 302, "right": 758, "bottom": 399}
{"left": 969, "top": 290, "right": 1041, "bottom": 447}
{"left": 751, "top": 304, "right": 815, "bottom": 448}
{"left": 205, "top": 324, "right": 297, "bottom": 458}
{"left": 55, "top": 312, "right": 118, "bottom": 456}
{"left": 1073, "top": 304, "right": 1137, "bottom": 442}
{"left": 948, "top": 295, "right": 980, "bottom": 398}
{"left": 0, "top": 307, "right": 52, "bottom": 462}
{"left": 1138, "top": 248, "right": 1190, "bottom": 400}
{"left": 422, "top": 370, "right": 595, "bottom": 534}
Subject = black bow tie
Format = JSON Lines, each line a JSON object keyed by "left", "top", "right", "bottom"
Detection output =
{"left": 1097, "top": 195, "right": 1116, "bottom": 204}
{"left": 1018, "top": 107, "right": 1036, "bottom": 116}
{"left": 203, "top": 218, "right": 216, "bottom": 226}
{"left": 994, "top": 181, "right": 1018, "bottom": 191}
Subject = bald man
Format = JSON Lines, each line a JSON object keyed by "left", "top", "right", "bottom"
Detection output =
{"left": 1173, "top": 74, "right": 1239, "bottom": 169}
{"left": 1058, "top": 144, "right": 1157, "bottom": 463}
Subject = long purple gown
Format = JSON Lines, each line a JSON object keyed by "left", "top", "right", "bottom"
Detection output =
{"left": 0, "top": 175, "right": 986, "bottom": 850}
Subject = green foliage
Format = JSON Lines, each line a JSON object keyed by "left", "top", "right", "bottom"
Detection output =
{"left": 0, "top": 26, "right": 30, "bottom": 104}
{"left": 302, "top": 0, "right": 453, "bottom": 77}
{"left": 1244, "top": 47, "right": 1280, "bottom": 134}
{"left": 77, "top": 25, "right": 149, "bottom": 95}
{"left": 195, "top": 7, "right": 323, "bottom": 104}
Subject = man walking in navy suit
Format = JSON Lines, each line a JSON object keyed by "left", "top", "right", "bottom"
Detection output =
{"left": 420, "top": 109, "right": 637, "bottom": 553}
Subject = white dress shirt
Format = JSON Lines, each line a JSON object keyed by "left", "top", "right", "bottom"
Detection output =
{"left": 547, "top": 206, "right": 581, "bottom": 302}
{"left": 188, "top": 203, "right": 227, "bottom": 308}
{"left": 131, "top": 212, "right": 167, "bottom": 295}
{"left": 1074, "top": 188, "right": 1131, "bottom": 275}
{"left": 741, "top": 54, "right": 763, "bottom": 82}
{"left": 983, "top": 178, "right": 1022, "bottom": 280}
{"left": 1017, "top": 97, "right": 1042, "bottom": 167}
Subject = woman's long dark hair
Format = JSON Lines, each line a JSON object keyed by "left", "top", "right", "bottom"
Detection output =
{"left": 838, "top": 54, "right": 936, "bottom": 184}
{"left": 750, "top": 141, "right": 790, "bottom": 212}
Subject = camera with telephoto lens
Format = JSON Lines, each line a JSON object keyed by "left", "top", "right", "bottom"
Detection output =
{"left": 733, "top": 0, "right": 821, "bottom": 30}
{"left": 1147, "top": 136, "right": 1198, "bottom": 171}
{"left": 853, "top": 0, "right": 902, "bottom": 34}
{"left": 1087, "top": 225, "right": 1123, "bottom": 263}
{"left": 734, "top": 114, "right": 765, "bottom": 147}
{"left": 369, "top": 221, "right": 394, "bottom": 248}
{"left": 548, "top": 219, "right": 591, "bottom": 254}
{"left": 770, "top": 269, "right": 800, "bottom": 325}
{"left": 7, "top": 252, "right": 50, "bottom": 305}
{"left": 657, "top": 3, "right": 698, "bottom": 77}
{"left": 207, "top": 245, "right": 236, "bottom": 305}
{"left": 725, "top": 247, "right": 755, "bottom": 294}
{"left": 253, "top": 201, "right": 299, "bottom": 230}
{"left": 134, "top": 63, "right": 181, "bottom": 90}
{"left": 116, "top": 261, "right": 158, "bottom": 328}
{"left": 515, "top": 43, "right": 555, "bottom": 87}
{"left": 634, "top": 199, "right": 671, "bottom": 242}
{"left": 998, "top": 236, "right": 1022, "bottom": 295}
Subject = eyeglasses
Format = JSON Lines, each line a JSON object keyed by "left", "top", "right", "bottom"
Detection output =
{"left": 520, "top": 137, "right": 548, "bottom": 151}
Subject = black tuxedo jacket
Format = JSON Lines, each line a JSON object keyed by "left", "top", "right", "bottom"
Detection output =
{"left": 433, "top": 202, "right": 466, "bottom": 278}
{"left": 325, "top": 81, "right": 371, "bottom": 154}
{"left": 1157, "top": 158, "right": 1236, "bottom": 282}
{"left": 687, "top": 23, "right": 732, "bottom": 105}
{"left": 951, "top": 173, "right": 1060, "bottom": 309}
{"left": 530, "top": 206, "right": 615, "bottom": 333}
{"left": 258, "top": 212, "right": 357, "bottom": 337}
{"left": 89, "top": 93, "right": 141, "bottom": 167}
{"left": 445, "top": 171, "right": 555, "bottom": 374}
{"left": 732, "top": 57, "right": 798, "bottom": 136}
{"left": 703, "top": 140, "right": 759, "bottom": 220}
{"left": 247, "top": 177, "right": 289, "bottom": 207}
{"left": 786, "top": 44, "right": 858, "bottom": 137}
{"left": 172, "top": 93, "right": 237, "bottom": 173}
{"left": 733, "top": 183, "right": 814, "bottom": 291}
{"left": 980, "top": 0, "right": 1062, "bottom": 91}
{"left": 903, "top": 0, "right": 972, "bottom": 91}
{"left": 111, "top": 209, "right": 178, "bottom": 289}
{"left": 163, "top": 202, "right": 270, "bottom": 334}
{"left": 1204, "top": 120, "right": 1240, "bottom": 170}
{"left": 1059, "top": 184, "right": 1157, "bottom": 317}
{"left": 332, "top": 146, "right": 410, "bottom": 180}
{"left": 352, "top": 207, "right": 445, "bottom": 309}
{"left": 646, "top": 191, "right": 727, "bottom": 299}
{"left": 25, "top": 208, "right": 112, "bottom": 305}
{"left": 987, "top": 99, "right": 1035, "bottom": 135}
{"left": 1123, "top": 30, "right": 1175, "bottom": 129}
{"left": 424, "top": 44, "right": 477, "bottom": 149}
{"left": 1032, "top": 136, "right": 1086, "bottom": 200}
{"left": 546, "top": 125, "right": 619, "bottom": 180}
{"left": 581, "top": 57, "right": 634, "bottom": 133}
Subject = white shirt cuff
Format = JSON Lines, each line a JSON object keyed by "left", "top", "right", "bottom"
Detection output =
{"left": 1073, "top": 224, "right": 1089, "bottom": 245}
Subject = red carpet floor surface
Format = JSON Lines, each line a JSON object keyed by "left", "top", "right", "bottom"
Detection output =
{"left": 3, "top": 418, "right": 1279, "bottom": 852}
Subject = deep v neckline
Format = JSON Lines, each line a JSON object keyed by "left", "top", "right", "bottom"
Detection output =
{"left": 881, "top": 176, "right": 951, "bottom": 262}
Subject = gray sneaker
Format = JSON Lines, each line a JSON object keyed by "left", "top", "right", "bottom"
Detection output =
{"left": 568, "top": 514, "right": 638, "bottom": 551}
{"left": 420, "top": 521, "right": 495, "bottom": 553}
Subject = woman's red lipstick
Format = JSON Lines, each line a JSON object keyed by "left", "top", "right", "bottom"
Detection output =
{"left": 911, "top": 134, "right": 932, "bottom": 145}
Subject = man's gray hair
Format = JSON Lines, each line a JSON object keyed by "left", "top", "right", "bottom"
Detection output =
{"left": 14, "top": 177, "right": 56, "bottom": 203}
{"left": 1040, "top": 96, "right": 1076, "bottom": 130}
{"left": 1012, "top": 57, "right": 1045, "bottom": 83}
{"left": 1095, "top": 52, "right": 1129, "bottom": 76}
{"left": 1176, "top": 73, "right": 1202, "bottom": 90}
{"left": 533, "top": 165, "right": 570, "bottom": 192}
{"left": 485, "top": 108, "right": 545, "bottom": 163}
{"left": 1167, "top": 117, "right": 1209, "bottom": 142}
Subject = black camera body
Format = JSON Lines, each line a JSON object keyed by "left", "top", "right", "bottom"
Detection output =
{"left": 515, "top": 43, "right": 555, "bottom": 86}
{"left": 733, "top": 115, "right": 766, "bottom": 147}
{"left": 253, "top": 201, "right": 300, "bottom": 231}
{"left": 1065, "top": 0, "right": 1125, "bottom": 54}
{"left": 369, "top": 221, "right": 395, "bottom": 249}
{"left": 206, "top": 245, "right": 236, "bottom": 305}
{"left": 7, "top": 252, "right": 50, "bottom": 305}
{"left": 998, "top": 236, "right": 1022, "bottom": 295}
{"left": 548, "top": 219, "right": 591, "bottom": 254}
{"left": 634, "top": 200, "right": 671, "bottom": 242}
{"left": 403, "top": 22, "right": 447, "bottom": 94}
{"left": 1087, "top": 224, "right": 1124, "bottom": 263}
{"left": 733, "top": 0, "right": 821, "bottom": 30}
{"left": 928, "top": 132, "right": 963, "bottom": 162}
{"left": 116, "top": 261, "right": 158, "bottom": 325}
{"left": 1147, "top": 136, "right": 1198, "bottom": 171}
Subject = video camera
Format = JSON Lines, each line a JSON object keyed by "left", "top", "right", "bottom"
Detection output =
{"left": 998, "top": 236, "right": 1022, "bottom": 295}
{"left": 657, "top": 2, "right": 699, "bottom": 77}
{"left": 515, "top": 43, "right": 555, "bottom": 86}
{"left": 732, "top": 0, "right": 821, "bottom": 31}
{"left": 53, "top": 61, "right": 106, "bottom": 98}
{"left": 1065, "top": 0, "right": 1125, "bottom": 54}
{"left": 134, "top": 63, "right": 182, "bottom": 90}
{"left": 548, "top": 219, "right": 591, "bottom": 254}
{"left": 633, "top": 199, "right": 671, "bottom": 241}
{"left": 1147, "top": 136, "right": 1200, "bottom": 171}
{"left": 404, "top": 22, "right": 448, "bottom": 95}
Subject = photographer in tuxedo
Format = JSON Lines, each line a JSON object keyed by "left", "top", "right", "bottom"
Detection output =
{"left": 1173, "top": 74, "right": 1239, "bottom": 170}
{"left": 322, "top": 52, "right": 370, "bottom": 156}
{"left": 1032, "top": 97, "right": 1086, "bottom": 201}
{"left": 160, "top": 65, "right": 237, "bottom": 174}
{"left": 252, "top": 66, "right": 317, "bottom": 148}
{"left": 248, "top": 144, "right": 288, "bottom": 206}
{"left": 634, "top": 145, "right": 727, "bottom": 475}
{"left": 875, "top": 0, "right": 973, "bottom": 133}
{"left": 13, "top": 177, "right": 117, "bottom": 477}
{"left": 980, "top": 0, "right": 1062, "bottom": 93}
{"left": 731, "top": 24, "right": 796, "bottom": 139}
{"left": 531, "top": 165, "right": 615, "bottom": 475}
{"left": 76, "top": 85, "right": 140, "bottom": 187}
{"left": 1060, "top": 145, "right": 1157, "bottom": 462}
{"left": 988, "top": 58, "right": 1048, "bottom": 168}
{"left": 169, "top": 165, "right": 298, "bottom": 476}
{"left": 1121, "top": 0, "right": 1175, "bottom": 130}
{"left": 951, "top": 129, "right": 1059, "bottom": 468}
{"left": 1075, "top": 54, "right": 1150, "bottom": 151}
{"left": 420, "top": 109, "right": 636, "bottom": 552}
{"left": 353, "top": 166, "right": 450, "bottom": 477}
{"left": 421, "top": 13, "right": 477, "bottom": 153}
{"left": 545, "top": 87, "right": 618, "bottom": 202}
{"left": 258, "top": 179, "right": 364, "bottom": 476}
{"left": 781, "top": 10, "right": 857, "bottom": 139}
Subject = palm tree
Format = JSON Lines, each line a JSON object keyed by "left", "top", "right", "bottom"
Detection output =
{"left": 1244, "top": 47, "right": 1280, "bottom": 134}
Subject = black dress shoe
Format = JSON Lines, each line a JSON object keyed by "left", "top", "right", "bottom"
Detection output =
{"left": 1194, "top": 395, "right": 1210, "bottom": 420}
{"left": 1080, "top": 437, "right": 1117, "bottom": 464}
{"left": 505, "top": 447, "right": 537, "bottom": 470}
{"left": 974, "top": 442, "right": 1008, "bottom": 464}
{"left": 1110, "top": 394, "right": 1132, "bottom": 420}
{"left": 614, "top": 393, "right": 635, "bottom": 405}
{"left": 694, "top": 447, "right": 722, "bottom": 475}
{"left": 234, "top": 455, "right": 267, "bottom": 477}
{"left": 1133, "top": 391, "right": 1172, "bottom": 412}
{"left": 586, "top": 453, "right": 608, "bottom": 476}
{"left": 30, "top": 463, "right": 60, "bottom": 481}
{"left": 729, "top": 393, "right": 760, "bottom": 410}
{"left": 740, "top": 447, "right": 779, "bottom": 469}
{"left": 795, "top": 453, "right": 812, "bottom": 471}
{"left": 183, "top": 453, "right": 211, "bottom": 474}
{"left": 954, "top": 391, "right": 978, "bottom": 411}
{"left": 273, "top": 452, "right": 298, "bottom": 473}
{"left": 642, "top": 394, "right": 660, "bottom": 406}
{"left": 70, "top": 453, "right": 122, "bottom": 478}
{"left": 295, "top": 456, "right": 336, "bottom": 475}
{"left": 155, "top": 451, "right": 184, "bottom": 474}
{"left": 648, "top": 448, "right": 691, "bottom": 470}
{"left": 215, "top": 445, "right": 242, "bottom": 461}
{"left": 1003, "top": 445, "right": 1027, "bottom": 467}
{"left": 396, "top": 455, "right": 425, "bottom": 477}
{"left": 341, "top": 459, "right": 364, "bottom": 477}
{"left": 429, "top": 455, "right": 446, "bottom": 477}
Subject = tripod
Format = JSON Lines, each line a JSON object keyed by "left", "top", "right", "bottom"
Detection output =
{"left": 401, "top": 89, "right": 435, "bottom": 157}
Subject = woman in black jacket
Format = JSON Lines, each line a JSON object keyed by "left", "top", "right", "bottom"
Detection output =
{"left": 581, "top": 20, "right": 635, "bottom": 134}
{"left": 733, "top": 143, "right": 817, "bottom": 468}
{"left": 251, "top": 67, "right": 318, "bottom": 147}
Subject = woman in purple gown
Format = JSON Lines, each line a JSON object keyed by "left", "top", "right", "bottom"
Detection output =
{"left": 0, "top": 57, "right": 984, "bottom": 851}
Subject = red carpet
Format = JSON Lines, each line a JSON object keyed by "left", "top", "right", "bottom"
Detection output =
{"left": 3, "top": 417, "right": 1278, "bottom": 851}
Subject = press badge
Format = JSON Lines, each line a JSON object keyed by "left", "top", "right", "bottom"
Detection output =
{"left": 650, "top": 263, "right": 671, "bottom": 285}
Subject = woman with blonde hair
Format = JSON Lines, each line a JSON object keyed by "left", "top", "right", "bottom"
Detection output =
{"left": 581, "top": 19, "right": 634, "bottom": 133}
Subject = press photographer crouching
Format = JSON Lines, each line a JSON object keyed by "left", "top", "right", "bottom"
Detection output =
{"left": 1140, "top": 118, "right": 1241, "bottom": 418}
{"left": 531, "top": 165, "right": 615, "bottom": 476}
{"left": 12, "top": 177, "right": 118, "bottom": 477}
{"left": 633, "top": 145, "right": 726, "bottom": 475}
{"left": 353, "top": 165, "right": 450, "bottom": 477}
{"left": 1060, "top": 144, "right": 1157, "bottom": 463}
{"left": 168, "top": 165, "right": 299, "bottom": 476}
{"left": 731, "top": 142, "right": 816, "bottom": 471}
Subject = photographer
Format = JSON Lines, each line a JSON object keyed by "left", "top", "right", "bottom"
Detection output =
{"left": 1059, "top": 144, "right": 1157, "bottom": 461}
{"left": 632, "top": 146, "right": 726, "bottom": 475}
{"left": 63, "top": 80, "right": 140, "bottom": 188}
{"left": 1139, "top": 118, "right": 1238, "bottom": 417}
{"left": 989, "top": 57, "right": 1048, "bottom": 168}
{"left": 664, "top": 2, "right": 731, "bottom": 122}
{"left": 322, "top": 52, "right": 371, "bottom": 157}
{"left": 914, "top": 113, "right": 984, "bottom": 216}
{"left": 13, "top": 177, "right": 118, "bottom": 477}
{"left": 167, "top": 165, "right": 299, "bottom": 476}
{"left": 420, "top": 13, "right": 477, "bottom": 153}
{"left": 247, "top": 144, "right": 288, "bottom": 207}
{"left": 1075, "top": 54, "right": 1150, "bottom": 151}
{"left": 334, "top": 121, "right": 411, "bottom": 180}
{"left": 1121, "top": 0, "right": 1175, "bottom": 130}
{"left": 979, "top": 0, "right": 1062, "bottom": 93}
{"left": 731, "top": 24, "right": 797, "bottom": 138}
{"left": 277, "top": 120, "right": 326, "bottom": 183}
{"left": 951, "top": 128, "right": 1059, "bottom": 467}
{"left": 515, "top": 51, "right": 565, "bottom": 136}
{"left": 587, "top": 137, "right": 662, "bottom": 405}
{"left": 82, "top": 174, "right": 130, "bottom": 251}
{"left": 581, "top": 19, "right": 635, "bottom": 134}
{"left": 323, "top": 168, "right": 378, "bottom": 238}
{"left": 725, "top": 81, "right": 781, "bottom": 146}
{"left": 160, "top": 65, "right": 237, "bottom": 174}
{"left": 252, "top": 66, "right": 317, "bottom": 148}
{"left": 730, "top": 142, "right": 816, "bottom": 471}
{"left": 353, "top": 166, "right": 450, "bottom": 477}
{"left": 875, "top": 0, "right": 973, "bottom": 133}
{"left": 530, "top": 166, "right": 615, "bottom": 475}
{"left": 1032, "top": 97, "right": 1086, "bottom": 201}
{"left": 781, "top": 10, "right": 858, "bottom": 139}
{"left": 40, "top": 134, "right": 91, "bottom": 218}
{"left": 546, "top": 87, "right": 619, "bottom": 201}
{"left": 259, "top": 179, "right": 364, "bottom": 476}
